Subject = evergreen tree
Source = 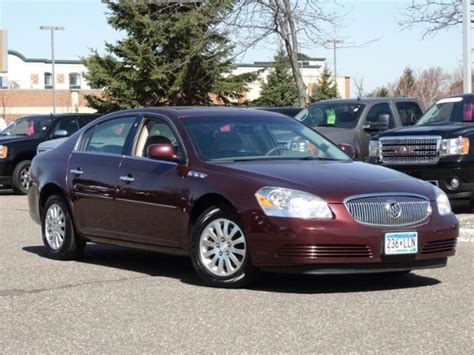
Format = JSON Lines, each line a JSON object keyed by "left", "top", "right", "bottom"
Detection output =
{"left": 310, "top": 66, "right": 338, "bottom": 102}
{"left": 253, "top": 50, "right": 298, "bottom": 106}
{"left": 369, "top": 86, "right": 391, "bottom": 97}
{"left": 82, "top": 0, "right": 253, "bottom": 112}
{"left": 394, "top": 67, "right": 417, "bottom": 97}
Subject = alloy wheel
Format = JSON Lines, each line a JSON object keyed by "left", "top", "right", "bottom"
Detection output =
{"left": 45, "top": 204, "right": 66, "bottom": 250}
{"left": 19, "top": 166, "right": 30, "bottom": 191}
{"left": 199, "top": 218, "right": 247, "bottom": 277}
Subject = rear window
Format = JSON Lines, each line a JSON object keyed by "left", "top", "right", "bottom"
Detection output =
{"left": 296, "top": 103, "right": 366, "bottom": 128}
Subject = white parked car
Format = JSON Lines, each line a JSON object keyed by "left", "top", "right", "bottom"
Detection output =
{"left": 0, "top": 118, "right": 7, "bottom": 132}
{"left": 36, "top": 137, "right": 68, "bottom": 154}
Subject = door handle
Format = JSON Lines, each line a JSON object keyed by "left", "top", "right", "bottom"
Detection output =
{"left": 119, "top": 174, "right": 135, "bottom": 183}
{"left": 70, "top": 168, "right": 83, "bottom": 176}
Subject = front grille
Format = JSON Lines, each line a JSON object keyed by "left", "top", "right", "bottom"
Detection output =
{"left": 276, "top": 244, "right": 373, "bottom": 258}
{"left": 380, "top": 136, "right": 441, "bottom": 165}
{"left": 422, "top": 239, "right": 457, "bottom": 254}
{"left": 345, "top": 194, "right": 431, "bottom": 227}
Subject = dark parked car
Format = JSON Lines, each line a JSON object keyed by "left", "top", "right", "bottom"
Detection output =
{"left": 28, "top": 108, "right": 458, "bottom": 287}
{"left": 0, "top": 113, "right": 100, "bottom": 194}
{"left": 254, "top": 106, "right": 303, "bottom": 117}
{"left": 295, "top": 98, "right": 425, "bottom": 160}
{"left": 368, "top": 94, "right": 474, "bottom": 206}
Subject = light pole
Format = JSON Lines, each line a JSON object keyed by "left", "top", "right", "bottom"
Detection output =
{"left": 326, "top": 39, "right": 343, "bottom": 93}
{"left": 40, "top": 26, "right": 65, "bottom": 114}
{"left": 462, "top": 0, "right": 472, "bottom": 93}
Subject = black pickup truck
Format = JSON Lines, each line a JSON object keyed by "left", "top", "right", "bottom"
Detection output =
{"left": 295, "top": 97, "right": 425, "bottom": 160}
{"left": 368, "top": 94, "right": 474, "bottom": 206}
{"left": 0, "top": 113, "right": 100, "bottom": 194}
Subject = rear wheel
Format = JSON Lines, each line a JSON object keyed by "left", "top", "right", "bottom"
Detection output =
{"left": 12, "top": 160, "right": 31, "bottom": 195}
{"left": 191, "top": 206, "right": 257, "bottom": 288}
{"left": 42, "top": 194, "right": 86, "bottom": 260}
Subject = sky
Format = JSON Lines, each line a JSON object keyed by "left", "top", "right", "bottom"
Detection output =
{"left": 0, "top": 0, "right": 467, "bottom": 95}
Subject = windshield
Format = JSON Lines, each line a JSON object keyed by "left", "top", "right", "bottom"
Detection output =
{"left": 183, "top": 115, "right": 350, "bottom": 162}
{"left": 416, "top": 97, "right": 474, "bottom": 125}
{"left": 0, "top": 116, "right": 53, "bottom": 137}
{"left": 295, "top": 103, "right": 366, "bottom": 128}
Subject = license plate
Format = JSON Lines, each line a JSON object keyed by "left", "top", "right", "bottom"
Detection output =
{"left": 384, "top": 232, "right": 418, "bottom": 255}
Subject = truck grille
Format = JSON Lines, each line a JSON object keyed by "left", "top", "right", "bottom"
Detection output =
{"left": 345, "top": 194, "right": 431, "bottom": 227}
{"left": 380, "top": 136, "right": 441, "bottom": 165}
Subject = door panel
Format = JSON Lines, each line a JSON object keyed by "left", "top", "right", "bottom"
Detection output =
{"left": 68, "top": 152, "right": 121, "bottom": 238}
{"left": 115, "top": 157, "right": 188, "bottom": 247}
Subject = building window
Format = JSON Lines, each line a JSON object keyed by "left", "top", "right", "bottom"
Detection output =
{"left": 69, "top": 72, "right": 81, "bottom": 89}
{"left": 44, "top": 72, "right": 52, "bottom": 89}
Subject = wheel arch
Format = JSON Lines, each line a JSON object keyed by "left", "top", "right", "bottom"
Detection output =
{"left": 39, "top": 183, "right": 68, "bottom": 218}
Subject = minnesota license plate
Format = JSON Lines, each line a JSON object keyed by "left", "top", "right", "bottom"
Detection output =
{"left": 384, "top": 232, "right": 418, "bottom": 255}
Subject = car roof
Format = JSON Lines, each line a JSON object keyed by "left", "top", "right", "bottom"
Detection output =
{"left": 309, "top": 97, "right": 420, "bottom": 105}
{"left": 17, "top": 113, "right": 101, "bottom": 120}
{"left": 107, "top": 107, "right": 291, "bottom": 119}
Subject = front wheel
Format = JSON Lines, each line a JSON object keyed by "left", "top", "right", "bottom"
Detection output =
{"left": 191, "top": 206, "right": 257, "bottom": 288}
{"left": 12, "top": 160, "right": 31, "bottom": 195}
{"left": 42, "top": 194, "right": 86, "bottom": 260}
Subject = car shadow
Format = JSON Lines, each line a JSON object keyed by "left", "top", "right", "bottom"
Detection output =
{"left": 452, "top": 200, "right": 473, "bottom": 214}
{"left": 23, "top": 244, "right": 441, "bottom": 294}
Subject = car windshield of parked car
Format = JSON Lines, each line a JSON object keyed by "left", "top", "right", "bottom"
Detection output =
{"left": 0, "top": 116, "right": 53, "bottom": 137}
{"left": 416, "top": 97, "right": 474, "bottom": 125}
{"left": 183, "top": 115, "right": 350, "bottom": 161}
{"left": 295, "top": 103, "right": 366, "bottom": 128}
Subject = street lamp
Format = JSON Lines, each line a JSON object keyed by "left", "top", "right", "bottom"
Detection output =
{"left": 40, "top": 26, "right": 65, "bottom": 114}
{"left": 462, "top": 0, "right": 472, "bottom": 93}
{"left": 325, "top": 39, "right": 343, "bottom": 93}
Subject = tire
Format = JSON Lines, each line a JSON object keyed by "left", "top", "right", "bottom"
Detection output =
{"left": 41, "top": 194, "right": 86, "bottom": 260}
{"left": 12, "top": 160, "right": 31, "bottom": 195}
{"left": 191, "top": 206, "right": 257, "bottom": 288}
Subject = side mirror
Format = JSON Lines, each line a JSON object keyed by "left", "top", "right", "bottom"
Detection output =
{"left": 52, "top": 130, "right": 68, "bottom": 139}
{"left": 147, "top": 143, "right": 179, "bottom": 162}
{"left": 339, "top": 143, "right": 357, "bottom": 159}
{"left": 364, "top": 114, "right": 390, "bottom": 131}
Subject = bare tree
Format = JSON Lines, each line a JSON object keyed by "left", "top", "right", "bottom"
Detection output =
{"left": 353, "top": 76, "right": 365, "bottom": 97}
{"left": 224, "top": 0, "right": 341, "bottom": 106}
{"left": 400, "top": 0, "right": 473, "bottom": 38}
{"left": 416, "top": 67, "right": 449, "bottom": 106}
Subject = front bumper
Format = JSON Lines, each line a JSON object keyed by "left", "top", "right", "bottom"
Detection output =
{"left": 0, "top": 159, "right": 13, "bottom": 186}
{"left": 244, "top": 203, "right": 459, "bottom": 270}
{"left": 367, "top": 160, "right": 474, "bottom": 200}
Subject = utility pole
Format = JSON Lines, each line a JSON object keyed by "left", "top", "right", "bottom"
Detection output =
{"left": 326, "top": 39, "right": 343, "bottom": 94}
{"left": 462, "top": 0, "right": 471, "bottom": 93}
{"left": 40, "top": 26, "right": 65, "bottom": 114}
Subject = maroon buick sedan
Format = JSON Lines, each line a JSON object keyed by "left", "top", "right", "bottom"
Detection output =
{"left": 28, "top": 108, "right": 459, "bottom": 287}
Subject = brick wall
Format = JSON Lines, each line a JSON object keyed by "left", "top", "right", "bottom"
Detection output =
{"left": 0, "top": 89, "right": 102, "bottom": 122}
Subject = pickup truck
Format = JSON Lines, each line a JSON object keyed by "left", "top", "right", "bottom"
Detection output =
{"left": 295, "top": 97, "right": 425, "bottom": 160}
{"left": 0, "top": 113, "right": 100, "bottom": 194}
{"left": 368, "top": 94, "right": 474, "bottom": 206}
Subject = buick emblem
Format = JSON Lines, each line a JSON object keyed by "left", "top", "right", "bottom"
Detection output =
{"left": 385, "top": 200, "right": 402, "bottom": 219}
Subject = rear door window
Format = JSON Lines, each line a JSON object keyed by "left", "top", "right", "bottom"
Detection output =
{"left": 396, "top": 102, "right": 424, "bottom": 125}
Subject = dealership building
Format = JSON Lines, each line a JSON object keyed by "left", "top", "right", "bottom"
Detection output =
{"left": 0, "top": 32, "right": 350, "bottom": 121}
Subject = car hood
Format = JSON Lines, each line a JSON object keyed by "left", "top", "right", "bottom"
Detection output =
{"left": 377, "top": 123, "right": 474, "bottom": 138}
{"left": 211, "top": 160, "right": 435, "bottom": 203}
{"left": 0, "top": 135, "right": 36, "bottom": 145}
{"left": 313, "top": 126, "right": 356, "bottom": 145}
{"left": 37, "top": 137, "right": 68, "bottom": 151}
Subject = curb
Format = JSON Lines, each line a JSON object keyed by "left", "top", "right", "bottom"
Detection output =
{"left": 459, "top": 228, "right": 474, "bottom": 242}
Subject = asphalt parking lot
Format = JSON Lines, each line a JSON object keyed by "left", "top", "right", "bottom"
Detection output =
{"left": 0, "top": 191, "right": 473, "bottom": 353}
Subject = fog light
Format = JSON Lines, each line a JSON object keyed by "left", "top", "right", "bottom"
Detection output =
{"left": 449, "top": 178, "right": 460, "bottom": 190}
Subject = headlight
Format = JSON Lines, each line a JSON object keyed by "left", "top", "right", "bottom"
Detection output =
{"left": 441, "top": 137, "right": 469, "bottom": 156}
{"left": 434, "top": 186, "right": 452, "bottom": 215}
{"left": 255, "top": 187, "right": 333, "bottom": 219}
{"left": 0, "top": 145, "right": 7, "bottom": 159}
{"left": 368, "top": 140, "right": 381, "bottom": 158}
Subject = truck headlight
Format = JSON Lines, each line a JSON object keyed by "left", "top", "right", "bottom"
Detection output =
{"left": 0, "top": 145, "right": 7, "bottom": 159}
{"left": 255, "top": 187, "right": 333, "bottom": 219}
{"left": 441, "top": 137, "right": 469, "bottom": 156}
{"left": 368, "top": 140, "right": 381, "bottom": 158}
{"left": 434, "top": 186, "right": 452, "bottom": 215}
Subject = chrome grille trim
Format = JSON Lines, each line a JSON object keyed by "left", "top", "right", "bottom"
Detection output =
{"left": 379, "top": 135, "right": 442, "bottom": 165}
{"left": 344, "top": 193, "right": 431, "bottom": 227}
